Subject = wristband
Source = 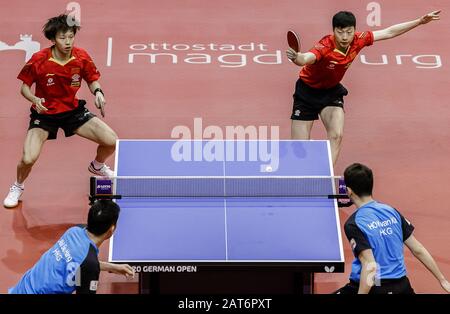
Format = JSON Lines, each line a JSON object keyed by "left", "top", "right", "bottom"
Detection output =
{"left": 93, "top": 88, "right": 104, "bottom": 96}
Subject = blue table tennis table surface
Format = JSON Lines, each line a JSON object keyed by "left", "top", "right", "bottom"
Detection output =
{"left": 109, "top": 140, "right": 344, "bottom": 271}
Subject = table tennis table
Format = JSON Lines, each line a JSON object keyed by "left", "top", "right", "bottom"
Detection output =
{"left": 107, "top": 139, "right": 345, "bottom": 294}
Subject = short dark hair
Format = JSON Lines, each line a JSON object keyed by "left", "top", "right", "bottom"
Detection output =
{"left": 43, "top": 14, "right": 80, "bottom": 40}
{"left": 344, "top": 163, "right": 373, "bottom": 197}
{"left": 332, "top": 11, "right": 356, "bottom": 29}
{"left": 87, "top": 200, "right": 120, "bottom": 236}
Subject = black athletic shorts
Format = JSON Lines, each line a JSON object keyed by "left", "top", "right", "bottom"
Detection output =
{"left": 28, "top": 100, "right": 96, "bottom": 140}
{"left": 334, "top": 276, "right": 415, "bottom": 294}
{"left": 291, "top": 79, "right": 348, "bottom": 121}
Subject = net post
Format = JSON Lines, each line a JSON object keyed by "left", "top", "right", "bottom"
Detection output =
{"left": 89, "top": 177, "right": 97, "bottom": 197}
{"left": 89, "top": 176, "right": 97, "bottom": 205}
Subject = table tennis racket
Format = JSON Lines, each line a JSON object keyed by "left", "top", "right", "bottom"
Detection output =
{"left": 287, "top": 30, "right": 301, "bottom": 52}
{"left": 99, "top": 103, "right": 105, "bottom": 118}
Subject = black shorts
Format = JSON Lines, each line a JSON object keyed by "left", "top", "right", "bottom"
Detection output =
{"left": 291, "top": 79, "right": 348, "bottom": 121}
{"left": 334, "top": 276, "right": 415, "bottom": 294}
{"left": 28, "top": 100, "right": 96, "bottom": 140}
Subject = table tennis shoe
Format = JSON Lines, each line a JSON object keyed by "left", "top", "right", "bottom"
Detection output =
{"left": 88, "top": 162, "right": 114, "bottom": 177}
{"left": 3, "top": 184, "right": 24, "bottom": 208}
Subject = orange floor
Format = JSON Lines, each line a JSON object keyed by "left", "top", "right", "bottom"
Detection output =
{"left": 1, "top": 0, "right": 449, "bottom": 294}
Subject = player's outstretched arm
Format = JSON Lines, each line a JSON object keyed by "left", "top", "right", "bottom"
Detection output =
{"left": 286, "top": 48, "right": 316, "bottom": 66}
{"left": 373, "top": 10, "right": 441, "bottom": 42}
{"left": 404, "top": 235, "right": 450, "bottom": 293}
{"left": 100, "top": 261, "right": 135, "bottom": 278}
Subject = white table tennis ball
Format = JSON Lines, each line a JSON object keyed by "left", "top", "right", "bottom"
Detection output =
{"left": 265, "top": 166, "right": 273, "bottom": 172}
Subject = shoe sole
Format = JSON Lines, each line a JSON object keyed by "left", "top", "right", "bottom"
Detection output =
{"left": 88, "top": 166, "right": 114, "bottom": 177}
{"left": 4, "top": 201, "right": 21, "bottom": 208}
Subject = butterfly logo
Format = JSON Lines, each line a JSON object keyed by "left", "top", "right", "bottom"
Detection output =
{"left": 325, "top": 266, "right": 335, "bottom": 273}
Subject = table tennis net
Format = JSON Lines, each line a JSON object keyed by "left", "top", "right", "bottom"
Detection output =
{"left": 91, "top": 176, "right": 346, "bottom": 198}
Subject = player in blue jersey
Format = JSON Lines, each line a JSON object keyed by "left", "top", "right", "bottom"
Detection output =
{"left": 9, "top": 200, "right": 134, "bottom": 294}
{"left": 335, "top": 163, "right": 450, "bottom": 294}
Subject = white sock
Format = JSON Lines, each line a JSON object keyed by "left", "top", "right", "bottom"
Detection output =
{"left": 14, "top": 181, "right": 24, "bottom": 189}
{"left": 92, "top": 160, "right": 105, "bottom": 170}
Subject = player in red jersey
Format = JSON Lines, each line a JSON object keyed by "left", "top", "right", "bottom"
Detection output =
{"left": 286, "top": 10, "right": 440, "bottom": 166}
{"left": 4, "top": 15, "right": 118, "bottom": 208}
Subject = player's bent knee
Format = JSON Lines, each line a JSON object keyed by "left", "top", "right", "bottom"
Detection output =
{"left": 103, "top": 131, "right": 118, "bottom": 148}
{"left": 329, "top": 132, "right": 343, "bottom": 143}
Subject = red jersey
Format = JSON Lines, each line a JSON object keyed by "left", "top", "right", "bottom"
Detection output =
{"left": 300, "top": 31, "right": 374, "bottom": 89}
{"left": 17, "top": 47, "right": 101, "bottom": 114}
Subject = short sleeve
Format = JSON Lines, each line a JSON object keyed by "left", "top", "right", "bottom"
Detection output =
{"left": 308, "top": 42, "right": 327, "bottom": 62}
{"left": 394, "top": 209, "right": 415, "bottom": 241}
{"left": 75, "top": 245, "right": 100, "bottom": 294}
{"left": 344, "top": 218, "right": 372, "bottom": 258}
{"left": 17, "top": 54, "right": 39, "bottom": 86}
{"left": 80, "top": 51, "right": 101, "bottom": 84}
{"left": 307, "top": 35, "right": 334, "bottom": 63}
{"left": 358, "top": 31, "right": 374, "bottom": 47}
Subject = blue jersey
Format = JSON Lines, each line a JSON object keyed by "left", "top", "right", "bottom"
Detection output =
{"left": 344, "top": 201, "right": 414, "bottom": 282}
{"left": 9, "top": 226, "right": 100, "bottom": 294}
